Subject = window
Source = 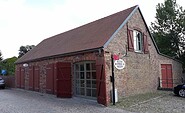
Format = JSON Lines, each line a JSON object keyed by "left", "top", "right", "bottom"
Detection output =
{"left": 74, "top": 61, "right": 96, "bottom": 98}
{"left": 133, "top": 30, "right": 143, "bottom": 52}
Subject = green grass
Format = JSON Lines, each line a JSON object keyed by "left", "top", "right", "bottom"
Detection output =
{"left": 112, "top": 91, "right": 170, "bottom": 108}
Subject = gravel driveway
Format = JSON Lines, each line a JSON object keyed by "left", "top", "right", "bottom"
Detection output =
{"left": 128, "top": 93, "right": 185, "bottom": 113}
{"left": 115, "top": 91, "right": 185, "bottom": 113}
{"left": 0, "top": 88, "right": 130, "bottom": 113}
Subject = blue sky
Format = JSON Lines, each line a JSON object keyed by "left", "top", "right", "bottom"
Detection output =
{"left": 0, "top": 0, "right": 184, "bottom": 59}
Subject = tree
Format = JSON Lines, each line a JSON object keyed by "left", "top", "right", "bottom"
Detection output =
{"left": 0, "top": 51, "right": 3, "bottom": 61}
{"left": 0, "top": 57, "right": 18, "bottom": 75}
{"left": 151, "top": 0, "right": 185, "bottom": 60}
{"left": 18, "top": 45, "right": 35, "bottom": 58}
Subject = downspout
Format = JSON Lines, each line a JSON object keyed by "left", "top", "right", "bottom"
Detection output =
{"left": 111, "top": 54, "right": 116, "bottom": 105}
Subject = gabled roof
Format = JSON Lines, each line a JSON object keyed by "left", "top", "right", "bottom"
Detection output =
{"left": 16, "top": 5, "right": 150, "bottom": 64}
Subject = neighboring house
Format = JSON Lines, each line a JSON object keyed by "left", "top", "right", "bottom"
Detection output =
{"left": 15, "top": 5, "right": 183, "bottom": 106}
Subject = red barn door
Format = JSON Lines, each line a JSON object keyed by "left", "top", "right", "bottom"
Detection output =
{"left": 96, "top": 57, "right": 107, "bottom": 106}
{"left": 54, "top": 64, "right": 57, "bottom": 95}
{"left": 56, "top": 62, "right": 72, "bottom": 98}
{"left": 161, "top": 64, "right": 173, "bottom": 88}
{"left": 29, "top": 66, "right": 34, "bottom": 90}
{"left": 16, "top": 67, "right": 21, "bottom": 88}
{"left": 34, "top": 66, "right": 40, "bottom": 92}
{"left": 46, "top": 64, "right": 54, "bottom": 94}
{"left": 20, "top": 68, "right": 25, "bottom": 89}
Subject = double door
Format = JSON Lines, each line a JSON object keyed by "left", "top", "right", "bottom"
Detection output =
{"left": 161, "top": 64, "right": 173, "bottom": 88}
{"left": 74, "top": 62, "right": 96, "bottom": 98}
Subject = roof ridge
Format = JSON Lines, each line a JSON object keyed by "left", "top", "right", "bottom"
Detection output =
{"left": 16, "top": 5, "right": 138, "bottom": 64}
{"left": 44, "top": 5, "right": 138, "bottom": 41}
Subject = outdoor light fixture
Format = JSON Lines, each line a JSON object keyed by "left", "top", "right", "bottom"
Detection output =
{"left": 23, "top": 63, "right": 29, "bottom": 67}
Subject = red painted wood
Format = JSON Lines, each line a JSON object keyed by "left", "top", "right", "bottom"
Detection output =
{"left": 56, "top": 62, "right": 72, "bottom": 98}
{"left": 113, "top": 55, "right": 119, "bottom": 60}
{"left": 20, "top": 68, "right": 25, "bottom": 89}
{"left": 96, "top": 56, "right": 107, "bottom": 106}
{"left": 16, "top": 67, "right": 21, "bottom": 88}
{"left": 29, "top": 66, "right": 34, "bottom": 90}
{"left": 167, "top": 65, "right": 173, "bottom": 88}
{"left": 143, "top": 33, "right": 149, "bottom": 54}
{"left": 127, "top": 29, "right": 134, "bottom": 51}
{"left": 54, "top": 63, "right": 57, "bottom": 95}
{"left": 46, "top": 64, "right": 54, "bottom": 94}
{"left": 34, "top": 66, "right": 40, "bottom": 92}
{"left": 161, "top": 64, "right": 173, "bottom": 88}
{"left": 161, "top": 65, "right": 167, "bottom": 88}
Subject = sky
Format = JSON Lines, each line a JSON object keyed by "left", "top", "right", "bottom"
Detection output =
{"left": 0, "top": 0, "right": 184, "bottom": 59}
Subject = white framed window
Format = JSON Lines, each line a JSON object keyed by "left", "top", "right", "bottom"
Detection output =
{"left": 133, "top": 30, "right": 143, "bottom": 52}
{"left": 74, "top": 61, "right": 96, "bottom": 99}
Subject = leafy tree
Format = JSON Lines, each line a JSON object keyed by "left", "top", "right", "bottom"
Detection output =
{"left": 151, "top": 0, "right": 185, "bottom": 60}
{"left": 18, "top": 45, "right": 35, "bottom": 58}
{"left": 0, "top": 57, "right": 18, "bottom": 75}
{"left": 0, "top": 51, "right": 3, "bottom": 61}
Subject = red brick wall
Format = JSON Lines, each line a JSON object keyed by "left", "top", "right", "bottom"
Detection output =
{"left": 15, "top": 52, "right": 99, "bottom": 93}
{"left": 104, "top": 9, "right": 183, "bottom": 101}
{"left": 15, "top": 9, "right": 184, "bottom": 105}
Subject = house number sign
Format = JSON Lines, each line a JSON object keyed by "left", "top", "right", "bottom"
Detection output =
{"left": 114, "top": 59, "right": 125, "bottom": 70}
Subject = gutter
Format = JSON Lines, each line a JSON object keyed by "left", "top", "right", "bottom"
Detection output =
{"left": 15, "top": 47, "right": 104, "bottom": 64}
{"left": 138, "top": 7, "right": 182, "bottom": 64}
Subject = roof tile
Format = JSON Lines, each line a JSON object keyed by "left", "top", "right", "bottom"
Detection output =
{"left": 16, "top": 5, "right": 137, "bottom": 63}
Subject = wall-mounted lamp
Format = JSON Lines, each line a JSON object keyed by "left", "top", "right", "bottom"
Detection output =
{"left": 23, "top": 63, "right": 29, "bottom": 67}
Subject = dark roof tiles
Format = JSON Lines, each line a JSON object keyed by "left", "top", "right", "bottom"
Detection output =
{"left": 16, "top": 5, "right": 137, "bottom": 63}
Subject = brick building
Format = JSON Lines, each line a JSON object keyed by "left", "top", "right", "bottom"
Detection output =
{"left": 15, "top": 5, "right": 183, "bottom": 106}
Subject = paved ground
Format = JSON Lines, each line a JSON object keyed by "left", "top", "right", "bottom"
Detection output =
{"left": 1, "top": 89, "right": 184, "bottom": 113}
{"left": 122, "top": 91, "right": 185, "bottom": 113}
{"left": 0, "top": 88, "right": 131, "bottom": 113}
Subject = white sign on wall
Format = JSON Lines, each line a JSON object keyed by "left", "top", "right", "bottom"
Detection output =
{"left": 114, "top": 59, "right": 125, "bottom": 70}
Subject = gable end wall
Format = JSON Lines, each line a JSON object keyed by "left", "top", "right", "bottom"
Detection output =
{"left": 104, "top": 9, "right": 183, "bottom": 100}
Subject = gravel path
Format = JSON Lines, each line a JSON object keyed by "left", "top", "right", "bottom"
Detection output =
{"left": 2, "top": 89, "right": 182, "bottom": 113}
{"left": 0, "top": 88, "right": 131, "bottom": 113}
{"left": 123, "top": 91, "right": 185, "bottom": 113}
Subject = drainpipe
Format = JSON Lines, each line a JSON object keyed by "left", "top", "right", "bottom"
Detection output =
{"left": 111, "top": 54, "right": 116, "bottom": 105}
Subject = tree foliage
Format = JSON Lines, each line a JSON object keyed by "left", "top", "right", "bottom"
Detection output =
{"left": 151, "top": 0, "right": 185, "bottom": 60}
{"left": 0, "top": 51, "right": 3, "bottom": 61}
{"left": 18, "top": 45, "right": 35, "bottom": 58}
{"left": 0, "top": 56, "right": 18, "bottom": 75}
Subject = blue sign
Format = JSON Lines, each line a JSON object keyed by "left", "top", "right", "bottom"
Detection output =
{"left": 1, "top": 70, "right": 7, "bottom": 75}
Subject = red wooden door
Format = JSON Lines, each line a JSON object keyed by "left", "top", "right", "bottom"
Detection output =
{"left": 29, "top": 66, "right": 34, "bottom": 90}
{"left": 96, "top": 57, "right": 107, "bottom": 106}
{"left": 161, "top": 64, "right": 173, "bottom": 88}
{"left": 46, "top": 64, "right": 54, "bottom": 94}
{"left": 34, "top": 66, "right": 40, "bottom": 92}
{"left": 20, "top": 68, "right": 25, "bottom": 89}
{"left": 56, "top": 62, "right": 72, "bottom": 98}
{"left": 54, "top": 64, "right": 57, "bottom": 95}
{"left": 16, "top": 67, "right": 21, "bottom": 88}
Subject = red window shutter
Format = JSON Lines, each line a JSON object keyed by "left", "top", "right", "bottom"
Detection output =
{"left": 143, "top": 33, "right": 149, "bottom": 54}
{"left": 127, "top": 29, "right": 134, "bottom": 51}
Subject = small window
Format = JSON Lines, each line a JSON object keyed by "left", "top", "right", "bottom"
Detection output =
{"left": 133, "top": 30, "right": 143, "bottom": 52}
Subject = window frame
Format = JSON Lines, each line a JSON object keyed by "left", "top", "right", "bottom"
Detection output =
{"left": 133, "top": 30, "right": 143, "bottom": 53}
